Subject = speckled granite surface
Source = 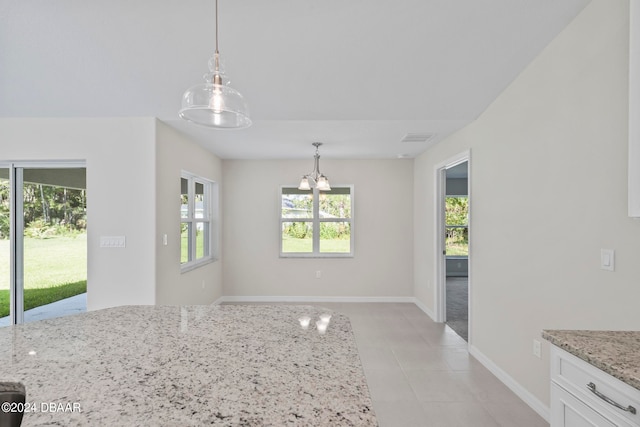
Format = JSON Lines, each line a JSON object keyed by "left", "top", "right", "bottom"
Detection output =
{"left": 542, "top": 330, "right": 640, "bottom": 391}
{"left": 0, "top": 305, "right": 377, "bottom": 426}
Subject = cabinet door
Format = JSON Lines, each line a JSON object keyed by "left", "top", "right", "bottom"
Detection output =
{"left": 552, "top": 384, "right": 620, "bottom": 427}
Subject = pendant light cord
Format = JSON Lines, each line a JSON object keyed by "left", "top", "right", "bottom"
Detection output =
{"left": 215, "top": 0, "right": 219, "bottom": 54}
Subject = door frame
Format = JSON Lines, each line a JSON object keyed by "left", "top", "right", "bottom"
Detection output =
{"left": 434, "top": 150, "right": 471, "bottom": 342}
{"left": 1, "top": 160, "right": 86, "bottom": 325}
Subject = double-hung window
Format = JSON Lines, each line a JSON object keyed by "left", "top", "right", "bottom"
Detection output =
{"left": 181, "top": 172, "right": 217, "bottom": 271}
{"left": 280, "top": 186, "right": 353, "bottom": 257}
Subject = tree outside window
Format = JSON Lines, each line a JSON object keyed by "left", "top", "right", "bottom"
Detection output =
{"left": 445, "top": 196, "right": 468, "bottom": 256}
{"left": 280, "top": 186, "right": 353, "bottom": 257}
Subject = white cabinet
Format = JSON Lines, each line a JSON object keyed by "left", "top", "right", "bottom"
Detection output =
{"left": 552, "top": 383, "right": 622, "bottom": 427}
{"left": 550, "top": 346, "right": 640, "bottom": 427}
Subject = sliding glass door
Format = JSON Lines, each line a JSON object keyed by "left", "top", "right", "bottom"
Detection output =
{"left": 0, "top": 168, "right": 9, "bottom": 325}
{"left": 0, "top": 163, "right": 87, "bottom": 326}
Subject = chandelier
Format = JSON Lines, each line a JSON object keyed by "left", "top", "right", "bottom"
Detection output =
{"left": 298, "top": 143, "right": 331, "bottom": 191}
{"left": 178, "top": 0, "right": 251, "bottom": 129}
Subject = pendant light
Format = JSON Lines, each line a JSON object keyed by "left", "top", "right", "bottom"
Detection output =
{"left": 179, "top": 0, "right": 251, "bottom": 129}
{"left": 298, "top": 143, "right": 331, "bottom": 191}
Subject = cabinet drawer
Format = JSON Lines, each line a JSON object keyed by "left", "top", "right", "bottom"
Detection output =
{"left": 552, "top": 383, "right": 623, "bottom": 427}
{"left": 552, "top": 347, "right": 640, "bottom": 427}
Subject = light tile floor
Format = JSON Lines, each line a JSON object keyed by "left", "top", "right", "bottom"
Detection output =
{"left": 253, "top": 302, "right": 548, "bottom": 427}
{"left": 2, "top": 299, "right": 548, "bottom": 425}
{"left": 0, "top": 293, "right": 86, "bottom": 327}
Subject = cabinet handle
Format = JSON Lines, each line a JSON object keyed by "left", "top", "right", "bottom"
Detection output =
{"left": 587, "top": 382, "right": 637, "bottom": 415}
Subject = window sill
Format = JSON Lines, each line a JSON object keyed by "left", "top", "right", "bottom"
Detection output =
{"left": 180, "top": 256, "right": 216, "bottom": 273}
{"left": 279, "top": 253, "right": 354, "bottom": 259}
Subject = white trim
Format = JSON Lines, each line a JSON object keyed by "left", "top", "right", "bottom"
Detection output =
{"left": 412, "top": 297, "right": 436, "bottom": 321}
{"left": 0, "top": 160, "right": 86, "bottom": 168}
{"left": 215, "top": 295, "right": 416, "bottom": 304}
{"left": 434, "top": 150, "right": 471, "bottom": 344}
{"left": 211, "top": 296, "right": 225, "bottom": 305}
{"left": 469, "top": 344, "right": 550, "bottom": 422}
{"left": 630, "top": 0, "right": 640, "bottom": 216}
{"left": 11, "top": 167, "right": 24, "bottom": 325}
{"left": 434, "top": 166, "right": 446, "bottom": 323}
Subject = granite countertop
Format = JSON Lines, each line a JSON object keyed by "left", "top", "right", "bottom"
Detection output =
{"left": 0, "top": 305, "right": 377, "bottom": 426}
{"left": 542, "top": 329, "right": 640, "bottom": 391}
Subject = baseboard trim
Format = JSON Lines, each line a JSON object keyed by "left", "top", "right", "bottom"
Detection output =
{"left": 216, "top": 295, "right": 416, "bottom": 304}
{"left": 469, "top": 344, "right": 550, "bottom": 422}
{"left": 411, "top": 297, "right": 436, "bottom": 321}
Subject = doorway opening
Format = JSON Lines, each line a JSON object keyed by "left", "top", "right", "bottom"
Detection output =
{"left": 435, "top": 152, "right": 470, "bottom": 342}
{"left": 0, "top": 163, "right": 87, "bottom": 326}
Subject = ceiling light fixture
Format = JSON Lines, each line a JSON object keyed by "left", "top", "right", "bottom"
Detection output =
{"left": 298, "top": 143, "right": 331, "bottom": 191}
{"left": 179, "top": 0, "right": 251, "bottom": 129}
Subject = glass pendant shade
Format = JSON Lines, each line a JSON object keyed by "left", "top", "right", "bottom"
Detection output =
{"left": 179, "top": 0, "right": 251, "bottom": 129}
{"left": 179, "top": 55, "right": 251, "bottom": 129}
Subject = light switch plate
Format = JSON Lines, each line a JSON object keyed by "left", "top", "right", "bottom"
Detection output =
{"left": 600, "top": 248, "right": 614, "bottom": 271}
{"left": 100, "top": 236, "right": 126, "bottom": 248}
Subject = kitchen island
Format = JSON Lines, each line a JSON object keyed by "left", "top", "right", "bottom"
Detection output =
{"left": 542, "top": 330, "right": 640, "bottom": 391}
{"left": 0, "top": 305, "right": 377, "bottom": 426}
{"left": 543, "top": 329, "right": 640, "bottom": 426}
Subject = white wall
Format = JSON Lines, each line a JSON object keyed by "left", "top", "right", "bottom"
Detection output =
{"left": 0, "top": 118, "right": 157, "bottom": 310}
{"left": 223, "top": 159, "right": 414, "bottom": 298}
{"left": 414, "top": 0, "right": 638, "bottom": 412}
{"left": 155, "top": 120, "right": 223, "bottom": 305}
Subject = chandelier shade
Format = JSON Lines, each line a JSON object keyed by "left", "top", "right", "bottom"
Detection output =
{"left": 298, "top": 143, "right": 331, "bottom": 191}
{"left": 178, "top": 0, "right": 251, "bottom": 129}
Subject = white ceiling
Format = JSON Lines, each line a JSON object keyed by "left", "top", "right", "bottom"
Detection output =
{"left": 0, "top": 0, "right": 590, "bottom": 159}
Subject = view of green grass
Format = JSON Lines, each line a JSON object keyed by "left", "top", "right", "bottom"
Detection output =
{"left": 282, "top": 235, "right": 312, "bottom": 253}
{"left": 0, "top": 236, "right": 87, "bottom": 290}
{"left": 320, "top": 239, "right": 350, "bottom": 253}
{"left": 446, "top": 240, "right": 469, "bottom": 256}
{"left": 181, "top": 231, "right": 205, "bottom": 263}
{"left": 0, "top": 280, "right": 86, "bottom": 318}
{"left": 0, "top": 235, "right": 87, "bottom": 318}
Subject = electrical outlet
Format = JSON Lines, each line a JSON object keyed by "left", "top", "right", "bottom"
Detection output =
{"left": 533, "top": 339, "right": 541, "bottom": 358}
{"left": 316, "top": 270, "right": 322, "bottom": 279}
{"left": 201, "top": 280, "right": 205, "bottom": 289}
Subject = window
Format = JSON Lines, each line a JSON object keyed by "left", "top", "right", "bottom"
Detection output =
{"left": 280, "top": 186, "right": 353, "bottom": 257}
{"left": 445, "top": 196, "right": 469, "bottom": 256}
{"left": 181, "top": 173, "right": 217, "bottom": 271}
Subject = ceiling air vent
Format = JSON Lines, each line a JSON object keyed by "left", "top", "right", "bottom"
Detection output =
{"left": 400, "top": 133, "right": 436, "bottom": 143}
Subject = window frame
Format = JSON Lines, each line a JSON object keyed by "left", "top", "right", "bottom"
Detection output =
{"left": 181, "top": 172, "right": 218, "bottom": 272}
{"left": 279, "top": 185, "right": 354, "bottom": 258}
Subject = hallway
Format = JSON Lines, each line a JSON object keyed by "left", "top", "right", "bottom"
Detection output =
{"left": 446, "top": 277, "right": 468, "bottom": 341}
